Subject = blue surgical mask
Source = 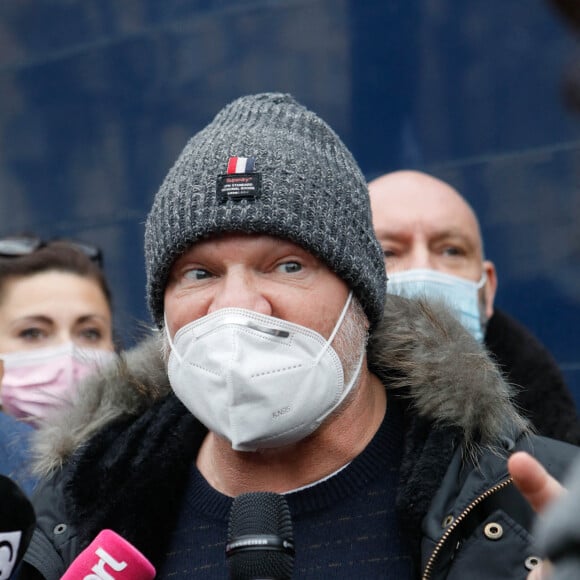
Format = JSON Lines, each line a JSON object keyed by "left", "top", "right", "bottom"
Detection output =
{"left": 386, "top": 269, "right": 487, "bottom": 342}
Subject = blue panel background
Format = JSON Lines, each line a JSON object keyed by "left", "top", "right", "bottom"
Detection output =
{"left": 0, "top": 0, "right": 579, "bottom": 403}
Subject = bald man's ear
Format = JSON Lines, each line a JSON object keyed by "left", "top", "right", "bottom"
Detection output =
{"left": 483, "top": 260, "right": 497, "bottom": 319}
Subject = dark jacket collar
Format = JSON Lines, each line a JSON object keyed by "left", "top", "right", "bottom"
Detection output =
{"left": 485, "top": 308, "right": 580, "bottom": 444}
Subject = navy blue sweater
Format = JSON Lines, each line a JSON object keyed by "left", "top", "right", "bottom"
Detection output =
{"left": 158, "top": 399, "right": 412, "bottom": 578}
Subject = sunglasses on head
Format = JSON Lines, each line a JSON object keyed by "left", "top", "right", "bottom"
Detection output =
{"left": 0, "top": 236, "right": 103, "bottom": 267}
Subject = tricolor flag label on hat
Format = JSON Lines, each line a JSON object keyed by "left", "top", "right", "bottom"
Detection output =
{"left": 226, "top": 156, "right": 255, "bottom": 174}
{"left": 217, "top": 156, "right": 261, "bottom": 202}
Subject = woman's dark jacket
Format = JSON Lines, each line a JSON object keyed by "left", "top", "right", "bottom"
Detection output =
{"left": 19, "top": 296, "right": 580, "bottom": 579}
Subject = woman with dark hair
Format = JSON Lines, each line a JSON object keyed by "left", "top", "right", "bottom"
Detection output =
{"left": 0, "top": 237, "right": 116, "bottom": 493}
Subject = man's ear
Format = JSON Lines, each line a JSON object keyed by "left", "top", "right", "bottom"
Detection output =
{"left": 482, "top": 260, "right": 498, "bottom": 319}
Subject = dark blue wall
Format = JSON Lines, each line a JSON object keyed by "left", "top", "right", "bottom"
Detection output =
{"left": 1, "top": 0, "right": 579, "bottom": 402}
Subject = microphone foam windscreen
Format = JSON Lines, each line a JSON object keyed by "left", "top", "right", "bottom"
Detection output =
{"left": 226, "top": 491, "right": 294, "bottom": 580}
{"left": 60, "top": 529, "right": 155, "bottom": 580}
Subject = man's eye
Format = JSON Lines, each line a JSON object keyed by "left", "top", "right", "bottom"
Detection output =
{"left": 277, "top": 261, "right": 302, "bottom": 274}
{"left": 184, "top": 268, "right": 212, "bottom": 281}
{"left": 442, "top": 246, "right": 465, "bottom": 257}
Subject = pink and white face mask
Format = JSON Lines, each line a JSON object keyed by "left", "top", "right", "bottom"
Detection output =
{"left": 0, "top": 342, "right": 116, "bottom": 428}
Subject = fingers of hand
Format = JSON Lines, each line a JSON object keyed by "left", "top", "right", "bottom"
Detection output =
{"left": 508, "top": 452, "right": 564, "bottom": 513}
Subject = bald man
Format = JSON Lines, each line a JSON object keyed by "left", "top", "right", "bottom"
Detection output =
{"left": 369, "top": 170, "right": 580, "bottom": 445}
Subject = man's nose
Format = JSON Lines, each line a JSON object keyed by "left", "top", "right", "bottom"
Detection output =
{"left": 207, "top": 272, "right": 272, "bottom": 316}
{"left": 407, "top": 246, "right": 437, "bottom": 270}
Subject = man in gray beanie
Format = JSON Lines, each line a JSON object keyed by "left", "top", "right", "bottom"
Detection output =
{"left": 19, "top": 93, "right": 579, "bottom": 579}
{"left": 144, "top": 92, "right": 386, "bottom": 329}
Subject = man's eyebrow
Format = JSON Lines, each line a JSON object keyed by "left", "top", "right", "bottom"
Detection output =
{"left": 373, "top": 227, "right": 411, "bottom": 240}
{"left": 430, "top": 229, "right": 479, "bottom": 250}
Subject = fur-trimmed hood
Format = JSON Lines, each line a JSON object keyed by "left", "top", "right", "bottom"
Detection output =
{"left": 30, "top": 295, "right": 528, "bottom": 476}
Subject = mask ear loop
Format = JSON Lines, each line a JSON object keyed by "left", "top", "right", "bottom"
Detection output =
{"left": 314, "top": 291, "right": 353, "bottom": 365}
{"left": 313, "top": 292, "right": 366, "bottom": 423}
{"left": 163, "top": 313, "right": 183, "bottom": 364}
{"left": 476, "top": 271, "right": 487, "bottom": 289}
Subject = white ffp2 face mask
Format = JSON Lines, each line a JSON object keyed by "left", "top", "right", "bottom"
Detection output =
{"left": 166, "top": 292, "right": 364, "bottom": 452}
{"left": 386, "top": 269, "right": 487, "bottom": 342}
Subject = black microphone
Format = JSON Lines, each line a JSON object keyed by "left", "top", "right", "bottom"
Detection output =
{"left": 226, "top": 492, "right": 295, "bottom": 580}
{"left": 0, "top": 474, "right": 35, "bottom": 578}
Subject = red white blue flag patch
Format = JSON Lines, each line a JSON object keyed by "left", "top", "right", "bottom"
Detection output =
{"left": 217, "top": 156, "right": 261, "bottom": 202}
{"left": 226, "top": 156, "right": 255, "bottom": 174}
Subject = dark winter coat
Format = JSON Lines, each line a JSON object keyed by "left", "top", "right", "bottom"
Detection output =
{"left": 485, "top": 308, "right": 580, "bottom": 444}
{"left": 19, "top": 296, "right": 580, "bottom": 579}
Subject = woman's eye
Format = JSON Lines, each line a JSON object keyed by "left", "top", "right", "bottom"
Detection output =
{"left": 18, "top": 328, "right": 46, "bottom": 341}
{"left": 79, "top": 328, "right": 103, "bottom": 342}
{"left": 277, "top": 261, "right": 302, "bottom": 274}
{"left": 184, "top": 268, "right": 212, "bottom": 281}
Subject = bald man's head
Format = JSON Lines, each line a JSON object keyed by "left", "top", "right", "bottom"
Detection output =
{"left": 368, "top": 170, "right": 497, "bottom": 320}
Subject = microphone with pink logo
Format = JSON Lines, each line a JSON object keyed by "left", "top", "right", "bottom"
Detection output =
{"left": 60, "top": 530, "right": 155, "bottom": 580}
{"left": 0, "top": 474, "right": 35, "bottom": 580}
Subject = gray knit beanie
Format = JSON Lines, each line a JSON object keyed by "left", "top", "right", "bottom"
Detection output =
{"left": 145, "top": 92, "right": 386, "bottom": 328}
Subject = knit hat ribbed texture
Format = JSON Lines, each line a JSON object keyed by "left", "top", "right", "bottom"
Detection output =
{"left": 145, "top": 92, "right": 386, "bottom": 328}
